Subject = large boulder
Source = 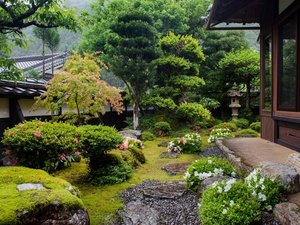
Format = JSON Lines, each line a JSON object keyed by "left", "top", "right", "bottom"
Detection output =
{"left": 0, "top": 167, "right": 89, "bottom": 225}
{"left": 274, "top": 202, "right": 300, "bottom": 225}
{"left": 261, "top": 163, "right": 300, "bottom": 193}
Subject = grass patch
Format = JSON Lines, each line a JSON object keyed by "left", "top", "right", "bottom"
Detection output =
{"left": 55, "top": 129, "right": 210, "bottom": 225}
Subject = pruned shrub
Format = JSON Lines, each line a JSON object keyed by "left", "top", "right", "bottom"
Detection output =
{"left": 2, "top": 120, "right": 79, "bottom": 172}
{"left": 142, "top": 131, "right": 155, "bottom": 141}
{"left": 250, "top": 122, "right": 261, "bottom": 132}
{"left": 89, "top": 152, "right": 133, "bottom": 185}
{"left": 177, "top": 102, "right": 211, "bottom": 124}
{"left": 233, "top": 118, "right": 249, "bottom": 129}
{"left": 208, "top": 128, "right": 233, "bottom": 143}
{"left": 153, "top": 121, "right": 171, "bottom": 136}
{"left": 213, "top": 122, "right": 237, "bottom": 132}
{"left": 168, "top": 133, "right": 202, "bottom": 154}
{"left": 77, "top": 125, "right": 123, "bottom": 161}
{"left": 235, "top": 129, "right": 259, "bottom": 137}
{"left": 185, "top": 157, "right": 237, "bottom": 192}
{"left": 200, "top": 179, "right": 261, "bottom": 225}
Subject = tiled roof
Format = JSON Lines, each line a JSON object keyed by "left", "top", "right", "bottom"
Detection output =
{"left": 0, "top": 79, "right": 46, "bottom": 97}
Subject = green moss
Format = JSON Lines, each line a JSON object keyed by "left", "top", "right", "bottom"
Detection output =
{"left": 54, "top": 130, "right": 211, "bottom": 225}
{"left": 0, "top": 167, "right": 84, "bottom": 225}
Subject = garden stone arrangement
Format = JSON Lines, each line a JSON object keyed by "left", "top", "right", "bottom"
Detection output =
{"left": 118, "top": 180, "right": 200, "bottom": 225}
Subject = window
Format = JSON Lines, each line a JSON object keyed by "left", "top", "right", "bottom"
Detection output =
{"left": 263, "top": 36, "right": 272, "bottom": 110}
{"left": 278, "top": 13, "right": 298, "bottom": 111}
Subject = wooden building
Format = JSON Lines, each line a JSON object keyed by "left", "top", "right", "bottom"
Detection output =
{"left": 207, "top": 0, "right": 300, "bottom": 151}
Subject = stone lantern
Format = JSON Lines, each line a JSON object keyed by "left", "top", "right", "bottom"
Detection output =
{"left": 228, "top": 83, "right": 241, "bottom": 120}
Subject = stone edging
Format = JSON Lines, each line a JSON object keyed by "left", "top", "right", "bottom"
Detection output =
{"left": 215, "top": 138, "right": 252, "bottom": 174}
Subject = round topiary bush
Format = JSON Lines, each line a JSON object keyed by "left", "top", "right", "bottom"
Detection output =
{"left": 233, "top": 118, "right": 249, "bottom": 129}
{"left": 77, "top": 125, "right": 123, "bottom": 170}
{"left": 250, "top": 122, "right": 261, "bottom": 132}
{"left": 177, "top": 102, "right": 211, "bottom": 124}
{"left": 0, "top": 167, "right": 88, "bottom": 225}
{"left": 200, "top": 179, "right": 261, "bottom": 225}
{"left": 235, "top": 129, "right": 259, "bottom": 137}
{"left": 2, "top": 120, "right": 79, "bottom": 172}
{"left": 142, "top": 131, "right": 156, "bottom": 141}
{"left": 89, "top": 152, "right": 133, "bottom": 185}
{"left": 153, "top": 121, "right": 171, "bottom": 136}
{"left": 185, "top": 157, "right": 237, "bottom": 192}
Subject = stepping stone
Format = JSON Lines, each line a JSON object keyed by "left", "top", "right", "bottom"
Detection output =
{"left": 158, "top": 141, "right": 169, "bottom": 147}
{"left": 161, "top": 162, "right": 190, "bottom": 175}
{"left": 160, "top": 151, "right": 180, "bottom": 158}
{"left": 142, "top": 181, "right": 186, "bottom": 199}
{"left": 119, "top": 200, "right": 159, "bottom": 225}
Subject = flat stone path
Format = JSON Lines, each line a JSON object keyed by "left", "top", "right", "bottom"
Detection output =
{"left": 222, "top": 138, "right": 297, "bottom": 167}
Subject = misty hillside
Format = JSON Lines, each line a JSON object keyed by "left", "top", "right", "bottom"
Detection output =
{"left": 11, "top": 0, "right": 93, "bottom": 57}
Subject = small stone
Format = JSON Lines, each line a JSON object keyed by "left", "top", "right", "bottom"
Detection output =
{"left": 66, "top": 186, "right": 78, "bottom": 196}
{"left": 160, "top": 151, "right": 180, "bottom": 158}
{"left": 261, "top": 163, "right": 300, "bottom": 193}
{"left": 17, "top": 183, "right": 45, "bottom": 191}
{"left": 197, "top": 176, "right": 230, "bottom": 198}
{"left": 158, "top": 141, "right": 169, "bottom": 147}
{"left": 161, "top": 163, "right": 190, "bottom": 176}
{"left": 274, "top": 202, "right": 300, "bottom": 225}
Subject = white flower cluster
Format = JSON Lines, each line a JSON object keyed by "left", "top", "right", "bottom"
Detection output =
{"left": 208, "top": 128, "right": 232, "bottom": 143}
{"left": 185, "top": 167, "right": 224, "bottom": 182}
{"left": 167, "top": 133, "right": 201, "bottom": 153}
{"left": 245, "top": 169, "right": 271, "bottom": 210}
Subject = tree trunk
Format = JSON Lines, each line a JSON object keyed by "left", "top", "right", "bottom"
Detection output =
{"left": 133, "top": 97, "right": 139, "bottom": 130}
{"left": 51, "top": 49, "right": 54, "bottom": 76}
{"left": 246, "top": 82, "right": 251, "bottom": 109}
{"left": 42, "top": 34, "right": 45, "bottom": 78}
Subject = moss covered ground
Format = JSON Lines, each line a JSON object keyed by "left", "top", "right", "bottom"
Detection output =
{"left": 0, "top": 167, "right": 84, "bottom": 225}
{"left": 55, "top": 129, "right": 211, "bottom": 225}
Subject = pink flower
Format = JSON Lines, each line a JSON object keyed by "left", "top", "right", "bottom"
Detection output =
{"left": 34, "top": 131, "right": 41, "bottom": 137}
{"left": 74, "top": 151, "right": 81, "bottom": 156}
{"left": 11, "top": 159, "right": 17, "bottom": 165}
{"left": 60, "top": 153, "right": 66, "bottom": 161}
{"left": 7, "top": 131, "right": 13, "bottom": 137}
{"left": 118, "top": 144, "right": 125, "bottom": 151}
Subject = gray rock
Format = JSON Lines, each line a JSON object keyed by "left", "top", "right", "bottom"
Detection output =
{"left": 143, "top": 181, "right": 186, "bottom": 199}
{"left": 197, "top": 176, "right": 230, "bottom": 198}
{"left": 120, "top": 129, "right": 142, "bottom": 140}
{"left": 288, "top": 153, "right": 300, "bottom": 174}
{"left": 158, "top": 141, "right": 169, "bottom": 147}
{"left": 161, "top": 162, "right": 190, "bottom": 176}
{"left": 160, "top": 151, "right": 180, "bottom": 158}
{"left": 274, "top": 202, "right": 300, "bottom": 225}
{"left": 119, "top": 200, "right": 159, "bottom": 225}
{"left": 261, "top": 163, "right": 300, "bottom": 193}
{"left": 17, "top": 183, "right": 45, "bottom": 191}
{"left": 66, "top": 186, "right": 78, "bottom": 196}
{"left": 18, "top": 203, "right": 90, "bottom": 225}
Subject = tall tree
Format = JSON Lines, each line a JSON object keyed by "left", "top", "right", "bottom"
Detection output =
{"left": 219, "top": 48, "right": 260, "bottom": 109}
{"left": 0, "top": 0, "right": 78, "bottom": 79}
{"left": 44, "top": 28, "right": 60, "bottom": 76}
{"left": 106, "top": 8, "right": 157, "bottom": 129}
{"left": 33, "top": 27, "right": 46, "bottom": 77}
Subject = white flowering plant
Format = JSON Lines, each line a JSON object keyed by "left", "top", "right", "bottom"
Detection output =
{"left": 200, "top": 179, "right": 261, "bottom": 225}
{"left": 207, "top": 128, "right": 232, "bottom": 143}
{"left": 184, "top": 157, "right": 238, "bottom": 192}
{"left": 167, "top": 133, "right": 201, "bottom": 154}
{"left": 245, "top": 169, "right": 284, "bottom": 211}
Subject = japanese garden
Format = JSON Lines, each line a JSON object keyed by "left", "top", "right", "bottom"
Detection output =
{"left": 1, "top": 0, "right": 300, "bottom": 225}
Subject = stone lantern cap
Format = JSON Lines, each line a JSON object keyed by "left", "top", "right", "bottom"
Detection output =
{"left": 228, "top": 83, "right": 242, "bottom": 97}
